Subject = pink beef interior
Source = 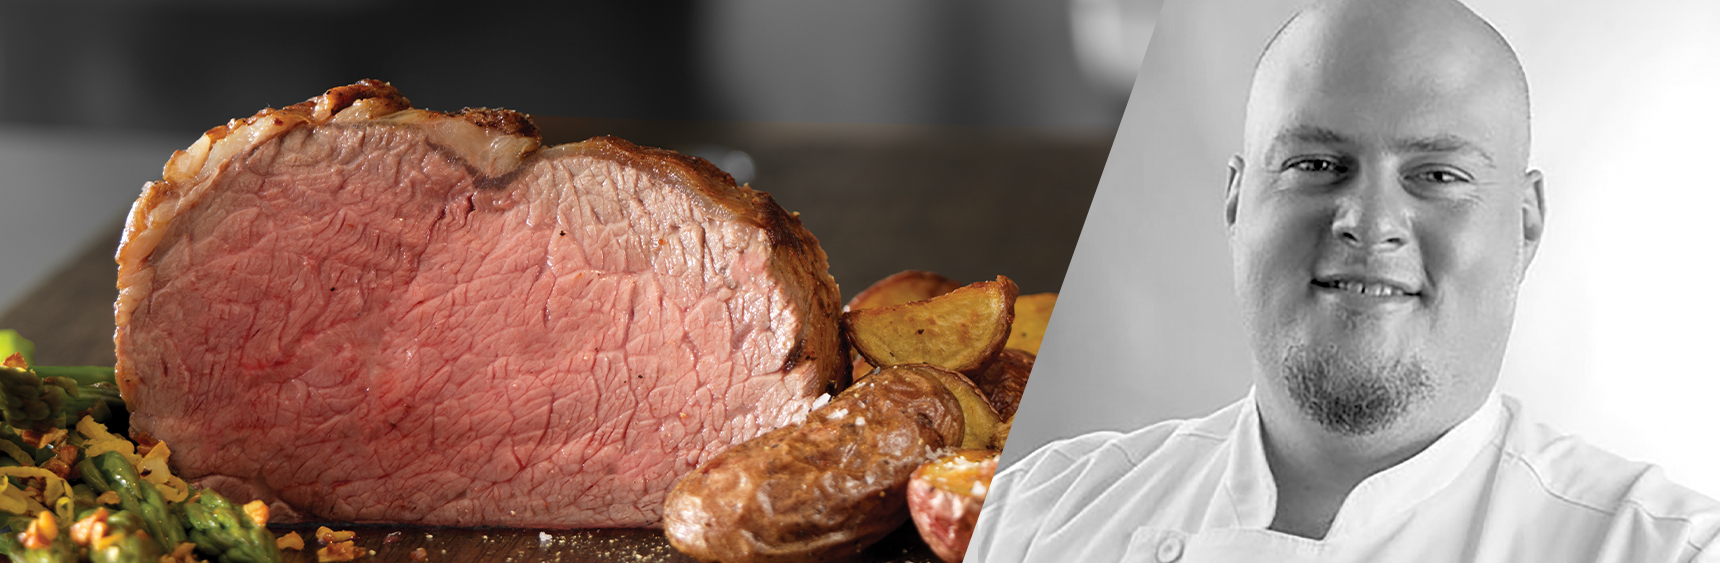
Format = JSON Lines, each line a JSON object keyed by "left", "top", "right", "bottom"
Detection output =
{"left": 122, "top": 121, "right": 826, "bottom": 527}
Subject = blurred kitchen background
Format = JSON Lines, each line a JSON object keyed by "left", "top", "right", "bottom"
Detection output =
{"left": 0, "top": 0, "right": 1161, "bottom": 344}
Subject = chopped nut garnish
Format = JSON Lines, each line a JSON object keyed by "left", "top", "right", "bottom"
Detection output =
{"left": 317, "top": 540, "right": 364, "bottom": 562}
{"left": 41, "top": 458, "right": 70, "bottom": 480}
{"left": 20, "top": 510, "right": 55, "bottom": 549}
{"left": 21, "top": 428, "right": 68, "bottom": 449}
{"left": 42, "top": 446, "right": 78, "bottom": 479}
{"left": 410, "top": 547, "right": 428, "bottom": 561}
{"left": 384, "top": 531, "right": 401, "bottom": 544}
{"left": 70, "top": 507, "right": 109, "bottom": 546}
{"left": 133, "top": 430, "right": 160, "bottom": 457}
{"left": 277, "top": 531, "right": 305, "bottom": 551}
{"left": 160, "top": 541, "right": 200, "bottom": 563}
{"left": 96, "top": 490, "right": 120, "bottom": 505}
{"left": 241, "top": 500, "right": 269, "bottom": 527}
{"left": 316, "top": 525, "right": 357, "bottom": 544}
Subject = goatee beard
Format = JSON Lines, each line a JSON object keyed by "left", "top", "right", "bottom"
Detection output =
{"left": 1281, "top": 344, "right": 1434, "bottom": 436}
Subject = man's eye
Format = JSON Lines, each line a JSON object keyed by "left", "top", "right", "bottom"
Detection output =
{"left": 1411, "top": 169, "right": 1471, "bottom": 184}
{"left": 1286, "top": 158, "right": 1344, "bottom": 174}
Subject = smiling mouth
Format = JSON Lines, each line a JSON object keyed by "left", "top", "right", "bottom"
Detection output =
{"left": 1312, "top": 278, "right": 1420, "bottom": 297}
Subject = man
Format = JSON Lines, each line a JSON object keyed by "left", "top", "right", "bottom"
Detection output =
{"left": 969, "top": 0, "right": 1720, "bottom": 561}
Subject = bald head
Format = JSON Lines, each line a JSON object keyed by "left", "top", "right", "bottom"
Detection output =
{"left": 1243, "top": 0, "right": 1531, "bottom": 166}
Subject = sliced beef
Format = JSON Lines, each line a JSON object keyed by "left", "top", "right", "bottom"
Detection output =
{"left": 113, "top": 80, "right": 845, "bottom": 528}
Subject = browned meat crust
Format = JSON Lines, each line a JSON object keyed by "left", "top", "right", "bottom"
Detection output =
{"left": 113, "top": 80, "right": 846, "bottom": 527}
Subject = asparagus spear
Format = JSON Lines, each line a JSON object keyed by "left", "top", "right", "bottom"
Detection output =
{"left": 0, "top": 360, "right": 122, "bottom": 435}
{"left": 0, "top": 368, "right": 122, "bottom": 434}
{"left": 0, "top": 330, "right": 34, "bottom": 365}
{"left": 182, "top": 489, "right": 284, "bottom": 563}
{"left": 86, "top": 509, "right": 166, "bottom": 563}
{"left": 0, "top": 330, "right": 125, "bottom": 435}
{"left": 76, "top": 457, "right": 110, "bottom": 494}
{"left": 90, "top": 452, "right": 186, "bottom": 549}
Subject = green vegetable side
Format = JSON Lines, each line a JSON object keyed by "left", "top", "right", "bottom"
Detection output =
{"left": 0, "top": 330, "right": 286, "bottom": 563}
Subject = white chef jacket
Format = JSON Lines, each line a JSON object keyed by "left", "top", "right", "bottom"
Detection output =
{"left": 969, "top": 391, "right": 1720, "bottom": 563}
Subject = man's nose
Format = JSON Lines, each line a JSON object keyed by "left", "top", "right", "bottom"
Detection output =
{"left": 1330, "top": 174, "right": 1411, "bottom": 251}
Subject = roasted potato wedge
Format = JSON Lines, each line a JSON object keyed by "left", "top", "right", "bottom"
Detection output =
{"left": 843, "top": 276, "right": 1018, "bottom": 376}
{"left": 845, "top": 270, "right": 963, "bottom": 313}
{"left": 1004, "top": 292, "right": 1057, "bottom": 355}
{"left": 907, "top": 450, "right": 998, "bottom": 563}
{"left": 663, "top": 365, "right": 964, "bottom": 563}
{"left": 847, "top": 270, "right": 964, "bottom": 378}
{"left": 972, "top": 348, "right": 1034, "bottom": 422}
{"left": 994, "top": 416, "right": 1014, "bottom": 452}
{"left": 913, "top": 364, "right": 1003, "bottom": 450}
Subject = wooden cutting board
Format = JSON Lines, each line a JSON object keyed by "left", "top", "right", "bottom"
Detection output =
{"left": 269, "top": 520, "right": 941, "bottom": 562}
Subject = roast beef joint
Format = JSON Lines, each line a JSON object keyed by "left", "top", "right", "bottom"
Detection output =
{"left": 113, "top": 80, "right": 845, "bottom": 528}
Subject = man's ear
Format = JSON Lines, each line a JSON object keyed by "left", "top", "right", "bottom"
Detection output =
{"left": 1226, "top": 155, "right": 1245, "bottom": 233}
{"left": 1519, "top": 169, "right": 1546, "bottom": 276}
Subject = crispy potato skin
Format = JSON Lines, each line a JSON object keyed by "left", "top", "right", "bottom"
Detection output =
{"left": 663, "top": 366, "right": 964, "bottom": 563}
{"left": 845, "top": 270, "right": 963, "bottom": 312}
{"left": 843, "top": 276, "right": 1019, "bottom": 376}
{"left": 973, "top": 348, "right": 1034, "bottom": 422}
{"left": 912, "top": 365, "right": 1002, "bottom": 450}
{"left": 907, "top": 450, "right": 998, "bottom": 563}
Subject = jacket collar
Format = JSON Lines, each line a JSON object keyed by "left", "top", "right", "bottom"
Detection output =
{"left": 1211, "top": 387, "right": 1507, "bottom": 538}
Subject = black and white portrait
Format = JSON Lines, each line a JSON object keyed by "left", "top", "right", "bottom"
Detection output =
{"left": 974, "top": 0, "right": 1720, "bottom": 561}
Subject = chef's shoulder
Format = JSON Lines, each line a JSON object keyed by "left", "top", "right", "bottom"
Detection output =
{"left": 997, "top": 411, "right": 1227, "bottom": 500}
{"left": 970, "top": 401, "right": 1243, "bottom": 562}
{"left": 1498, "top": 397, "right": 1720, "bottom": 562}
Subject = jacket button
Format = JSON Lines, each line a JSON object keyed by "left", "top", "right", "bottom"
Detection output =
{"left": 1156, "top": 535, "right": 1184, "bottom": 562}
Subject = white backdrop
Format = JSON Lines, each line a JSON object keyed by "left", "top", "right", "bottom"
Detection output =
{"left": 1004, "top": 0, "right": 1720, "bottom": 498}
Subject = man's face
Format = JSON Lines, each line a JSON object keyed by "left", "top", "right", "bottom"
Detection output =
{"left": 1228, "top": 42, "right": 1542, "bottom": 435}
